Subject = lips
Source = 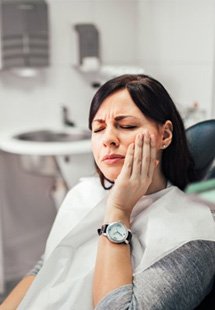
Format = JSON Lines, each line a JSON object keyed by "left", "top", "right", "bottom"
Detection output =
{"left": 102, "top": 154, "right": 125, "bottom": 164}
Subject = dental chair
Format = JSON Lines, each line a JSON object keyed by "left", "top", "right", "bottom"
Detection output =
{"left": 185, "top": 119, "right": 215, "bottom": 309}
{"left": 186, "top": 119, "right": 215, "bottom": 181}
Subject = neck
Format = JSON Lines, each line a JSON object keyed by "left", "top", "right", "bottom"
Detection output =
{"left": 146, "top": 168, "right": 167, "bottom": 195}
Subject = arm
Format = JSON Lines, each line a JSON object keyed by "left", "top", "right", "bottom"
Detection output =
{"left": 0, "top": 255, "right": 44, "bottom": 309}
{"left": 0, "top": 275, "right": 35, "bottom": 310}
{"left": 93, "top": 131, "right": 157, "bottom": 305}
{"left": 94, "top": 213, "right": 132, "bottom": 301}
{"left": 95, "top": 240, "right": 215, "bottom": 310}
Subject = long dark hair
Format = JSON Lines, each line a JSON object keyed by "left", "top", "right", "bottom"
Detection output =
{"left": 89, "top": 74, "right": 197, "bottom": 190}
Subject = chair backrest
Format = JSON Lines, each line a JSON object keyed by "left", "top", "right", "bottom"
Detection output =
{"left": 186, "top": 119, "right": 215, "bottom": 181}
{"left": 186, "top": 120, "right": 215, "bottom": 308}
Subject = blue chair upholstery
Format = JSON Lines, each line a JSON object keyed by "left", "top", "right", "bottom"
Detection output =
{"left": 186, "top": 119, "right": 215, "bottom": 180}
{"left": 186, "top": 119, "right": 215, "bottom": 308}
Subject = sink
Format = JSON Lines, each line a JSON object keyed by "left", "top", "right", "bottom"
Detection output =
{"left": 0, "top": 127, "right": 92, "bottom": 156}
{"left": 14, "top": 129, "right": 91, "bottom": 143}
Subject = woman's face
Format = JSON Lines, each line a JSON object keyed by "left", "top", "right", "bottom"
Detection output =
{"left": 91, "top": 89, "right": 165, "bottom": 181}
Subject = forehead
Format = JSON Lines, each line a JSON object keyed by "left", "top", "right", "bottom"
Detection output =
{"left": 94, "top": 89, "right": 143, "bottom": 119}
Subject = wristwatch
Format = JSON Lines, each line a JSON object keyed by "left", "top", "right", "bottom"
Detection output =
{"left": 97, "top": 222, "right": 132, "bottom": 245}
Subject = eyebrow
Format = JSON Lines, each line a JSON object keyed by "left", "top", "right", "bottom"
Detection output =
{"left": 93, "top": 115, "right": 139, "bottom": 123}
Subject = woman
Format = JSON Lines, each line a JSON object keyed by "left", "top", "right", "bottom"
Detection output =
{"left": 1, "top": 74, "right": 215, "bottom": 309}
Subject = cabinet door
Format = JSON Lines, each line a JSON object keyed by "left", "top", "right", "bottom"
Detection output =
{"left": 1, "top": 1, "right": 49, "bottom": 68}
{"left": 2, "top": 2, "right": 24, "bottom": 36}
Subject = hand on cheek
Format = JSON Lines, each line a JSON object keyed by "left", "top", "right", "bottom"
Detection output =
{"left": 106, "top": 130, "right": 158, "bottom": 219}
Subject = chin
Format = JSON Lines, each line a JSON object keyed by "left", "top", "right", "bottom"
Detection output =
{"left": 102, "top": 169, "right": 120, "bottom": 182}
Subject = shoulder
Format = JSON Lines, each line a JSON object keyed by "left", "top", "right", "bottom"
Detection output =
{"left": 134, "top": 240, "right": 215, "bottom": 309}
{"left": 169, "top": 185, "right": 214, "bottom": 209}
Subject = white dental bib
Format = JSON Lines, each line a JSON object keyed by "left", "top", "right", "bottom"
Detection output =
{"left": 18, "top": 177, "right": 215, "bottom": 310}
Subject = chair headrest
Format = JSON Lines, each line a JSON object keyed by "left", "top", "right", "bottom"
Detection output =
{"left": 186, "top": 119, "right": 215, "bottom": 180}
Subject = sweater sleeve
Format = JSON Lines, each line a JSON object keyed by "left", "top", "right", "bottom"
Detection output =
{"left": 95, "top": 240, "right": 215, "bottom": 310}
{"left": 26, "top": 255, "right": 44, "bottom": 276}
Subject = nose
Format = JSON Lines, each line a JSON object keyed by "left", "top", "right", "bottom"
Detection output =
{"left": 102, "top": 127, "right": 119, "bottom": 147}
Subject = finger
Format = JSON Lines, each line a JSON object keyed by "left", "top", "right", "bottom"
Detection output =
{"left": 141, "top": 130, "right": 151, "bottom": 177}
{"left": 119, "top": 142, "right": 134, "bottom": 179}
{"left": 147, "top": 134, "right": 157, "bottom": 178}
{"left": 132, "top": 133, "right": 143, "bottom": 176}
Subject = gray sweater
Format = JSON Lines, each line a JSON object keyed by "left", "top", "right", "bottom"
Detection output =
{"left": 29, "top": 240, "right": 215, "bottom": 309}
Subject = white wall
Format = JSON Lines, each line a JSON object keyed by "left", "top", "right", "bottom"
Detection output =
{"left": 0, "top": 0, "right": 214, "bottom": 132}
{"left": 137, "top": 0, "right": 215, "bottom": 123}
{"left": 0, "top": 0, "right": 138, "bottom": 133}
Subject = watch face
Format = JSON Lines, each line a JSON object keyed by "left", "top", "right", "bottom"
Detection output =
{"left": 106, "top": 222, "right": 128, "bottom": 243}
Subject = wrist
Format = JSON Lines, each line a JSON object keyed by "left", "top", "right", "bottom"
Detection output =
{"left": 104, "top": 205, "right": 131, "bottom": 228}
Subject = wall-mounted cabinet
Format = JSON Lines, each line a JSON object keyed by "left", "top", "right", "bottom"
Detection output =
{"left": 0, "top": 0, "right": 49, "bottom": 70}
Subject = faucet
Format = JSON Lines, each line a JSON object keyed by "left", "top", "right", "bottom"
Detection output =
{"left": 62, "top": 106, "right": 75, "bottom": 127}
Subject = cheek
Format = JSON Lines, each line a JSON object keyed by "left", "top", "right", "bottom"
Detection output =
{"left": 91, "top": 139, "right": 99, "bottom": 160}
{"left": 122, "top": 130, "right": 139, "bottom": 144}
{"left": 154, "top": 132, "right": 163, "bottom": 149}
{"left": 151, "top": 132, "right": 163, "bottom": 159}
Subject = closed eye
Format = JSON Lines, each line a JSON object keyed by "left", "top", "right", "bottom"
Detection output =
{"left": 93, "top": 128, "right": 104, "bottom": 133}
{"left": 120, "top": 125, "right": 137, "bottom": 129}
{"left": 93, "top": 125, "right": 137, "bottom": 133}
